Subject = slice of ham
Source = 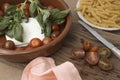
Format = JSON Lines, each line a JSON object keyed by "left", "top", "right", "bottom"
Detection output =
{"left": 21, "top": 57, "right": 56, "bottom": 80}
{"left": 52, "top": 62, "right": 82, "bottom": 80}
{"left": 21, "top": 57, "right": 82, "bottom": 80}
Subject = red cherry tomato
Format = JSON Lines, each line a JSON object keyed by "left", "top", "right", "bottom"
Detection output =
{"left": 83, "top": 41, "right": 92, "bottom": 51}
{"left": 24, "top": 9, "right": 30, "bottom": 17}
{"left": 90, "top": 46, "right": 99, "bottom": 52}
{"left": 29, "top": 38, "right": 43, "bottom": 48}
{"left": 43, "top": 37, "right": 53, "bottom": 45}
{"left": 51, "top": 31, "right": 60, "bottom": 39}
{"left": 2, "top": 3, "right": 10, "bottom": 12}
{"left": 0, "top": 10, "right": 4, "bottom": 16}
{"left": 47, "top": 5, "right": 54, "bottom": 9}
{"left": 4, "top": 40, "right": 15, "bottom": 50}
{"left": 52, "top": 24, "right": 59, "bottom": 31}
{"left": 23, "top": 3, "right": 30, "bottom": 10}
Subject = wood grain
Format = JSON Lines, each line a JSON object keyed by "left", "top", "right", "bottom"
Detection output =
{"left": 0, "top": 0, "right": 120, "bottom": 80}
{"left": 51, "top": 0, "right": 120, "bottom": 80}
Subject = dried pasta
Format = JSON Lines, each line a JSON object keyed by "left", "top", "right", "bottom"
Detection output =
{"left": 76, "top": 0, "right": 120, "bottom": 28}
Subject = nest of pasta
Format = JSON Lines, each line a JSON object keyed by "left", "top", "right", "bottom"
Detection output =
{"left": 76, "top": 0, "right": 120, "bottom": 28}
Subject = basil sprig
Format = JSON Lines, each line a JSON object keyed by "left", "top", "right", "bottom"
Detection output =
{"left": 29, "top": 0, "right": 70, "bottom": 37}
{"left": 0, "top": 0, "right": 70, "bottom": 42}
{"left": 0, "top": 0, "right": 28, "bottom": 42}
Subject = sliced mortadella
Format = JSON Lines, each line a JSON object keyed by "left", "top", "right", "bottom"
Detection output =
{"left": 21, "top": 57, "right": 82, "bottom": 80}
{"left": 21, "top": 57, "right": 56, "bottom": 80}
{"left": 52, "top": 61, "right": 82, "bottom": 80}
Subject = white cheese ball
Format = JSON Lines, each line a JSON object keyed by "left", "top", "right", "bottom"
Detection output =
{"left": 6, "top": 18, "right": 45, "bottom": 46}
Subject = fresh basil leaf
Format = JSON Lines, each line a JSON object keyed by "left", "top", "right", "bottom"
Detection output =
{"left": 52, "top": 9, "right": 70, "bottom": 19}
{"left": 13, "top": 23, "right": 23, "bottom": 42}
{"left": 45, "top": 22, "right": 51, "bottom": 37}
{"left": 29, "top": 2, "right": 37, "bottom": 17}
{"left": 29, "top": 0, "right": 39, "bottom": 4}
{"left": 0, "top": 16, "right": 3, "bottom": 21}
{"left": 0, "top": 17, "right": 11, "bottom": 31}
{"left": 52, "top": 19, "right": 65, "bottom": 24}
{"left": 5, "top": 5, "right": 16, "bottom": 16}
{"left": 0, "top": 29, "right": 7, "bottom": 36}
{"left": 14, "top": 11, "right": 22, "bottom": 22}
{"left": 36, "top": 13, "right": 45, "bottom": 33}
{"left": 43, "top": 10, "right": 50, "bottom": 23}
{"left": 49, "top": 9, "right": 60, "bottom": 16}
{"left": 6, "top": 23, "right": 15, "bottom": 38}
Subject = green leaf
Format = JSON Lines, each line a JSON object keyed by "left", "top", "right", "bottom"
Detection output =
{"left": 42, "top": 10, "right": 50, "bottom": 23}
{"left": 29, "top": 2, "right": 37, "bottom": 17}
{"left": 36, "top": 13, "right": 45, "bottom": 33}
{"left": 0, "top": 30, "right": 7, "bottom": 36}
{"left": 0, "top": 17, "right": 3, "bottom": 21}
{"left": 29, "top": 0, "right": 39, "bottom": 4}
{"left": 5, "top": 5, "right": 17, "bottom": 16}
{"left": 6, "top": 24, "right": 15, "bottom": 38}
{"left": 13, "top": 11, "right": 22, "bottom": 22}
{"left": 45, "top": 22, "right": 51, "bottom": 37}
{"left": 13, "top": 23, "right": 23, "bottom": 42}
{"left": 6, "top": 23, "right": 23, "bottom": 42}
{"left": 0, "top": 17, "right": 11, "bottom": 31}
{"left": 52, "top": 9, "right": 70, "bottom": 19}
{"left": 52, "top": 19, "right": 65, "bottom": 24}
{"left": 49, "top": 9, "right": 60, "bottom": 16}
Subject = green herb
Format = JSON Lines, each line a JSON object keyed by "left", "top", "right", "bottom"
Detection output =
{"left": 0, "top": 0, "right": 70, "bottom": 42}
{"left": 0, "top": 0, "right": 29, "bottom": 42}
{"left": 29, "top": 0, "right": 70, "bottom": 37}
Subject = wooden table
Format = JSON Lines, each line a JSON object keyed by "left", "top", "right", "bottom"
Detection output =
{"left": 0, "top": 0, "right": 120, "bottom": 80}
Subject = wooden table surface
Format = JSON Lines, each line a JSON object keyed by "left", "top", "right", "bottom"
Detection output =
{"left": 0, "top": 0, "right": 120, "bottom": 80}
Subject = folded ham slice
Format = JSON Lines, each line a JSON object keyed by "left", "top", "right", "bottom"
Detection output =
{"left": 21, "top": 57, "right": 56, "bottom": 80}
{"left": 21, "top": 57, "right": 82, "bottom": 80}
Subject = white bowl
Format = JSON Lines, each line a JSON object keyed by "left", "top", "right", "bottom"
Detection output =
{"left": 76, "top": 0, "right": 120, "bottom": 31}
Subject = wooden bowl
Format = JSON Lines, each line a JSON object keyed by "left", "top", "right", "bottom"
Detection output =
{"left": 0, "top": 0, "right": 71, "bottom": 62}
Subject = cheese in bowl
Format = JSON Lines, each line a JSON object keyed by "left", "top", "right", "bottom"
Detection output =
{"left": 6, "top": 18, "right": 45, "bottom": 46}
{"left": 0, "top": 0, "right": 70, "bottom": 50}
{"left": 76, "top": 0, "right": 120, "bottom": 30}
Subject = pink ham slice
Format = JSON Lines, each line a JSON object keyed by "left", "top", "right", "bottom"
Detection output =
{"left": 21, "top": 57, "right": 56, "bottom": 80}
{"left": 21, "top": 57, "right": 82, "bottom": 80}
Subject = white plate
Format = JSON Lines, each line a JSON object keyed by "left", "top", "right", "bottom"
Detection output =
{"left": 76, "top": 0, "right": 120, "bottom": 31}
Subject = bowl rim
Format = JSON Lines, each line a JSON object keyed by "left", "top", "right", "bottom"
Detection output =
{"left": 0, "top": 0, "right": 72, "bottom": 55}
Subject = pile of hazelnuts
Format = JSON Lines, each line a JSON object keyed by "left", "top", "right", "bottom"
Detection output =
{"left": 71, "top": 39, "right": 113, "bottom": 71}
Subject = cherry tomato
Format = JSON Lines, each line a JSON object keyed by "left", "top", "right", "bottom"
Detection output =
{"left": 98, "top": 47, "right": 111, "bottom": 58}
{"left": 98, "top": 58, "right": 113, "bottom": 71}
{"left": 90, "top": 46, "right": 99, "bottom": 52}
{"left": 52, "top": 24, "right": 59, "bottom": 31}
{"left": 51, "top": 31, "right": 60, "bottom": 39}
{"left": 71, "top": 48, "right": 85, "bottom": 59}
{"left": 4, "top": 40, "right": 15, "bottom": 50}
{"left": 2, "top": 3, "right": 10, "bottom": 12}
{"left": 0, "top": 10, "right": 4, "bottom": 16}
{"left": 43, "top": 37, "right": 53, "bottom": 45}
{"left": 47, "top": 5, "right": 54, "bottom": 9}
{"left": 83, "top": 41, "right": 92, "bottom": 51}
{"left": 29, "top": 38, "right": 43, "bottom": 48}
{"left": 85, "top": 52, "right": 99, "bottom": 65}
{"left": 23, "top": 3, "right": 30, "bottom": 10}
{"left": 24, "top": 9, "right": 30, "bottom": 17}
